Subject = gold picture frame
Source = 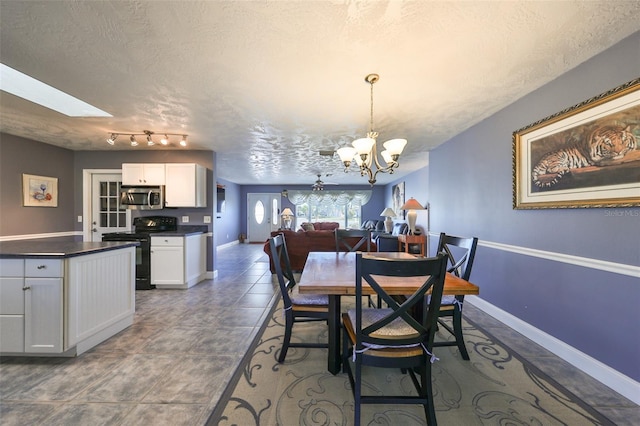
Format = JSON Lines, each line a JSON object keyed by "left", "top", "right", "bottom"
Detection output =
{"left": 513, "top": 78, "right": 640, "bottom": 209}
{"left": 22, "top": 174, "right": 58, "bottom": 207}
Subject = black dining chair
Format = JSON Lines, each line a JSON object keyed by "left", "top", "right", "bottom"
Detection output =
{"left": 431, "top": 232, "right": 478, "bottom": 360}
{"left": 342, "top": 252, "right": 448, "bottom": 426}
{"left": 335, "top": 228, "right": 379, "bottom": 308}
{"left": 269, "top": 234, "right": 329, "bottom": 363}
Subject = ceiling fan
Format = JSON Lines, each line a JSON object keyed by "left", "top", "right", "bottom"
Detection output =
{"left": 311, "top": 174, "right": 338, "bottom": 191}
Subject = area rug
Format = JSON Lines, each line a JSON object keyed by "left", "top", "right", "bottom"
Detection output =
{"left": 207, "top": 298, "right": 612, "bottom": 425}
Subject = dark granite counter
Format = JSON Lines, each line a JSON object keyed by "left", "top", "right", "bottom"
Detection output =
{"left": 152, "top": 225, "right": 208, "bottom": 237}
{"left": 0, "top": 241, "right": 139, "bottom": 259}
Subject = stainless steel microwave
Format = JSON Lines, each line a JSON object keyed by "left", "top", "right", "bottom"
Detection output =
{"left": 120, "top": 186, "right": 164, "bottom": 210}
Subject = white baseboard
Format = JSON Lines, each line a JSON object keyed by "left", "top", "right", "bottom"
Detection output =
{"left": 466, "top": 296, "right": 640, "bottom": 405}
{"left": 218, "top": 240, "right": 240, "bottom": 250}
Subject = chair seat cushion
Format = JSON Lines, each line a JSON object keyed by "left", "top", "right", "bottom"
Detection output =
{"left": 426, "top": 295, "right": 457, "bottom": 305}
{"left": 347, "top": 308, "right": 419, "bottom": 340}
{"left": 290, "top": 292, "right": 328, "bottom": 306}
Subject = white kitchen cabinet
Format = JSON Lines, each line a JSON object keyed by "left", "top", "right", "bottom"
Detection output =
{"left": 151, "top": 233, "right": 206, "bottom": 289}
{"left": 0, "top": 259, "right": 63, "bottom": 353}
{"left": 165, "top": 163, "right": 206, "bottom": 207}
{"left": 0, "top": 246, "right": 136, "bottom": 357}
{"left": 151, "top": 237, "right": 184, "bottom": 286}
{"left": 122, "top": 163, "right": 166, "bottom": 185}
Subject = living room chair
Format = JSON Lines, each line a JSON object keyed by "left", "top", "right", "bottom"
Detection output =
{"left": 269, "top": 234, "right": 329, "bottom": 363}
{"left": 335, "top": 228, "right": 371, "bottom": 252}
{"left": 342, "top": 252, "right": 448, "bottom": 426}
{"left": 372, "top": 222, "right": 408, "bottom": 252}
{"left": 431, "top": 232, "right": 478, "bottom": 360}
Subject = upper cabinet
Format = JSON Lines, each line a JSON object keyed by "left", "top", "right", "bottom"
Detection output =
{"left": 122, "top": 163, "right": 165, "bottom": 186}
{"left": 165, "top": 163, "right": 207, "bottom": 208}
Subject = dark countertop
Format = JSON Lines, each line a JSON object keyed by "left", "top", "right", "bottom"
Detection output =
{"left": 151, "top": 225, "right": 208, "bottom": 237}
{"left": 0, "top": 241, "right": 139, "bottom": 259}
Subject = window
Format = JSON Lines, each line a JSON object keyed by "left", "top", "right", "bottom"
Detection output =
{"left": 287, "top": 190, "right": 371, "bottom": 230}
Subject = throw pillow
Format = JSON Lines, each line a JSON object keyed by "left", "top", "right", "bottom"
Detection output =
{"left": 300, "top": 222, "right": 315, "bottom": 231}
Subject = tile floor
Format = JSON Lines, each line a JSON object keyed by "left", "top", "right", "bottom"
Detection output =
{"left": 1, "top": 243, "right": 637, "bottom": 425}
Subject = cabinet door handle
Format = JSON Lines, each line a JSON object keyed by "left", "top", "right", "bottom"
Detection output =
{"left": 37, "top": 265, "right": 47, "bottom": 269}
{"left": 23, "top": 286, "right": 31, "bottom": 291}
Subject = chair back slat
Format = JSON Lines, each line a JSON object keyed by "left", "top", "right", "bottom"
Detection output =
{"left": 437, "top": 233, "right": 478, "bottom": 281}
{"left": 355, "top": 253, "right": 448, "bottom": 349}
{"left": 335, "top": 229, "right": 371, "bottom": 253}
{"left": 268, "top": 234, "right": 296, "bottom": 308}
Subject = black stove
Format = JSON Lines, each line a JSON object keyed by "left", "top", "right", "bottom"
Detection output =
{"left": 102, "top": 216, "right": 178, "bottom": 290}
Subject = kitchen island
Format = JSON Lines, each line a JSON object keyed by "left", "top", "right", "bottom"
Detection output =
{"left": 0, "top": 241, "right": 137, "bottom": 356}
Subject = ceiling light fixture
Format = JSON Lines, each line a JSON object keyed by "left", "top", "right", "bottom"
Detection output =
{"left": 106, "top": 133, "right": 117, "bottom": 145}
{"left": 105, "top": 130, "right": 189, "bottom": 147}
{"left": 336, "top": 74, "right": 407, "bottom": 185}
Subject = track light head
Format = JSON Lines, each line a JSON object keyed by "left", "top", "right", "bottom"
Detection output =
{"left": 180, "top": 135, "right": 187, "bottom": 147}
{"left": 146, "top": 134, "right": 154, "bottom": 146}
{"left": 160, "top": 134, "right": 169, "bottom": 145}
{"left": 130, "top": 135, "right": 138, "bottom": 146}
{"left": 107, "top": 133, "right": 117, "bottom": 145}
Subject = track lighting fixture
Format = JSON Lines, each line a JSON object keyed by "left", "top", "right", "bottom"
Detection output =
{"left": 105, "top": 130, "right": 189, "bottom": 147}
{"left": 106, "top": 133, "right": 117, "bottom": 145}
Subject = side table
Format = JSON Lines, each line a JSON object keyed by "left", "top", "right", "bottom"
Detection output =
{"left": 397, "top": 233, "right": 427, "bottom": 256}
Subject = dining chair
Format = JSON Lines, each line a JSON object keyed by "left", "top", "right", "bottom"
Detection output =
{"left": 269, "top": 234, "right": 329, "bottom": 363}
{"left": 431, "top": 232, "right": 478, "bottom": 360}
{"left": 335, "top": 228, "right": 379, "bottom": 308}
{"left": 335, "top": 228, "right": 371, "bottom": 253}
{"left": 342, "top": 252, "right": 448, "bottom": 426}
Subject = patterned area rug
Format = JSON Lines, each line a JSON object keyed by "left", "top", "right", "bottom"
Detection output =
{"left": 208, "top": 298, "right": 612, "bottom": 425}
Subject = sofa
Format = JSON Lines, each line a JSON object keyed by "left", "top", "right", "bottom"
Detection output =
{"left": 263, "top": 222, "right": 377, "bottom": 272}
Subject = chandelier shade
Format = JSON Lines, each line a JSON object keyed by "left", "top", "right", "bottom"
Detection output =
{"left": 336, "top": 73, "right": 407, "bottom": 185}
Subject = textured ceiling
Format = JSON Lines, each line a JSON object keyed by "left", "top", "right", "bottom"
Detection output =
{"left": 1, "top": 1, "right": 639, "bottom": 186}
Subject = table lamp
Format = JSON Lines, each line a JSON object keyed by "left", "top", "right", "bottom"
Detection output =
{"left": 380, "top": 207, "right": 397, "bottom": 233}
{"left": 400, "top": 198, "right": 424, "bottom": 235}
{"left": 281, "top": 208, "right": 294, "bottom": 230}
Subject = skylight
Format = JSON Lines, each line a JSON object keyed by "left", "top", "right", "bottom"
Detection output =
{"left": 0, "top": 63, "right": 112, "bottom": 117}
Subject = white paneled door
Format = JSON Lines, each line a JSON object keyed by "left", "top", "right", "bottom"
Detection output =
{"left": 90, "top": 173, "right": 130, "bottom": 241}
{"left": 247, "top": 193, "right": 280, "bottom": 243}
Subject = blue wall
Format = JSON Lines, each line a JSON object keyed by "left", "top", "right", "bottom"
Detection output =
{"left": 215, "top": 178, "right": 241, "bottom": 246}
{"left": 392, "top": 32, "right": 640, "bottom": 381}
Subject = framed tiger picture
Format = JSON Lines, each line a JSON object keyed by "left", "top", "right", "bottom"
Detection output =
{"left": 513, "top": 77, "right": 640, "bottom": 209}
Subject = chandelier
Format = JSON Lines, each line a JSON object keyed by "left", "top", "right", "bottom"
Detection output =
{"left": 106, "top": 130, "right": 188, "bottom": 147}
{"left": 336, "top": 74, "right": 407, "bottom": 185}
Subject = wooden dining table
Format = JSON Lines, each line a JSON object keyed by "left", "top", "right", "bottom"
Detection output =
{"left": 298, "top": 251, "right": 480, "bottom": 374}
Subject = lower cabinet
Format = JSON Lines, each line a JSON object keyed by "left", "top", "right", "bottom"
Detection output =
{"left": 151, "top": 233, "right": 206, "bottom": 289}
{"left": 0, "top": 247, "right": 136, "bottom": 356}
{"left": 150, "top": 237, "right": 184, "bottom": 286}
{"left": 0, "top": 259, "right": 63, "bottom": 353}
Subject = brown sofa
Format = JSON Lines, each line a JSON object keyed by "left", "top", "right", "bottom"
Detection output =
{"left": 263, "top": 222, "right": 377, "bottom": 272}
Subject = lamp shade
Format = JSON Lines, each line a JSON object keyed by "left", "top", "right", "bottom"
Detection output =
{"left": 400, "top": 198, "right": 424, "bottom": 210}
{"left": 380, "top": 208, "right": 396, "bottom": 217}
{"left": 281, "top": 208, "right": 294, "bottom": 217}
